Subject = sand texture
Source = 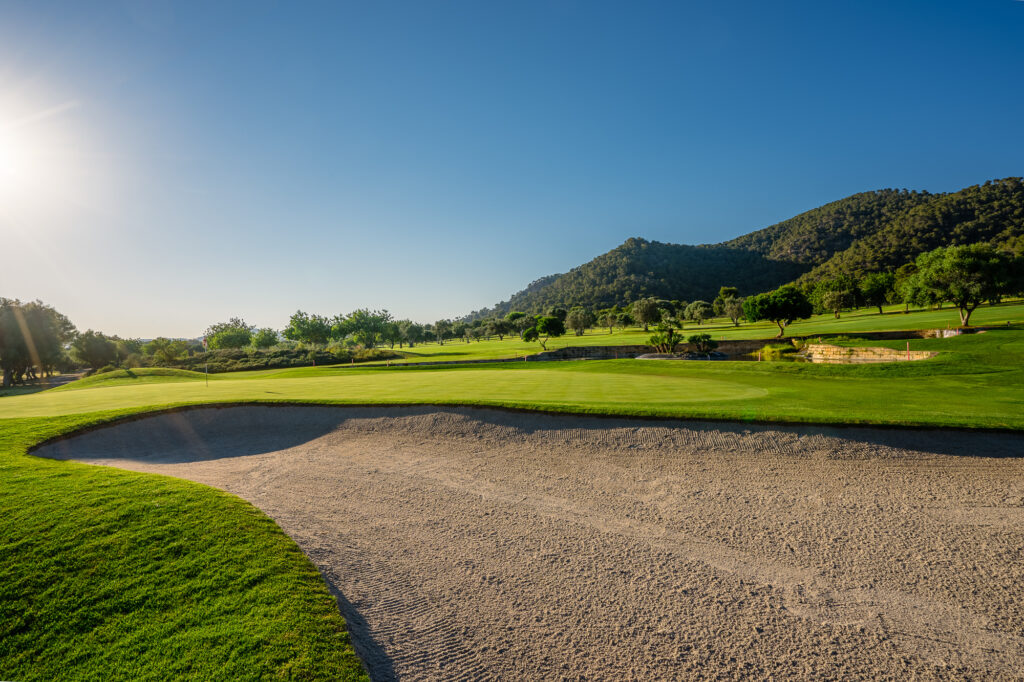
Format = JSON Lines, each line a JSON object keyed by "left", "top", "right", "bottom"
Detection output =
{"left": 37, "top": 406, "right": 1024, "bottom": 680}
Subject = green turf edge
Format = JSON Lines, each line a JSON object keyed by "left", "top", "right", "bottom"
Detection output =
{"left": 0, "top": 408, "right": 370, "bottom": 682}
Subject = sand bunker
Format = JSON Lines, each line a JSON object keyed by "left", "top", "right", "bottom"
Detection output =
{"left": 37, "top": 406, "right": 1024, "bottom": 680}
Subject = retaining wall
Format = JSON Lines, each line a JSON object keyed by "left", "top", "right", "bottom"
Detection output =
{"left": 803, "top": 343, "right": 937, "bottom": 363}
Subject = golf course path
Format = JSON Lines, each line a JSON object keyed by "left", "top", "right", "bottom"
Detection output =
{"left": 38, "top": 406, "right": 1024, "bottom": 680}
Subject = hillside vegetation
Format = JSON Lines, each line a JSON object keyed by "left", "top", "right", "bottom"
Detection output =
{"left": 471, "top": 178, "right": 1023, "bottom": 316}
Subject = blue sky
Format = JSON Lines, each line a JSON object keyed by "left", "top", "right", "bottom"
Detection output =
{"left": 2, "top": 0, "right": 1022, "bottom": 337}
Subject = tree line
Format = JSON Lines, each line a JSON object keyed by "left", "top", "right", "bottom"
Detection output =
{"left": 2, "top": 242, "right": 1021, "bottom": 386}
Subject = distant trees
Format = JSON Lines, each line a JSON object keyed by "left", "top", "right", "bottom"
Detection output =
{"left": 811, "top": 276, "right": 857, "bottom": 319}
{"left": 565, "top": 308, "right": 595, "bottom": 336}
{"left": 631, "top": 298, "right": 661, "bottom": 331}
{"left": 284, "top": 311, "right": 332, "bottom": 345}
{"left": 205, "top": 318, "right": 253, "bottom": 349}
{"left": 743, "top": 286, "right": 813, "bottom": 337}
{"left": 485, "top": 318, "right": 512, "bottom": 340}
{"left": 251, "top": 327, "right": 279, "bottom": 349}
{"left": 433, "top": 319, "right": 452, "bottom": 345}
{"left": 684, "top": 300, "right": 713, "bottom": 325}
{"left": 71, "top": 330, "right": 118, "bottom": 371}
{"left": 144, "top": 337, "right": 188, "bottom": 365}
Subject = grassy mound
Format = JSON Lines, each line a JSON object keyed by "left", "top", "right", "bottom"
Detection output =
{"left": 59, "top": 368, "right": 213, "bottom": 391}
{"left": 0, "top": 412, "right": 368, "bottom": 681}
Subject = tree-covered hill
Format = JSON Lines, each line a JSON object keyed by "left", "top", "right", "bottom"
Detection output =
{"left": 797, "top": 177, "right": 1024, "bottom": 281}
{"left": 721, "top": 188, "right": 933, "bottom": 265}
{"left": 467, "top": 178, "right": 1023, "bottom": 317}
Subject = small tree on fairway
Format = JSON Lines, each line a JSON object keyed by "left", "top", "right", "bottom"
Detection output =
{"left": 713, "top": 287, "right": 740, "bottom": 316}
{"left": 565, "top": 308, "right": 595, "bottom": 336}
{"left": 743, "top": 285, "right": 813, "bottom": 338}
{"left": 911, "top": 244, "right": 1016, "bottom": 326}
{"left": 722, "top": 297, "right": 744, "bottom": 326}
{"left": 859, "top": 272, "right": 896, "bottom": 314}
{"left": 684, "top": 300, "right": 713, "bottom": 325}
{"left": 522, "top": 315, "right": 565, "bottom": 350}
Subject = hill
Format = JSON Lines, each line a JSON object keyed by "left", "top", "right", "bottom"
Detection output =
{"left": 468, "top": 178, "right": 1022, "bottom": 317}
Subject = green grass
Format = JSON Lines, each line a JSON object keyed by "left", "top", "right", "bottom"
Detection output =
{"left": 3, "top": 302, "right": 1023, "bottom": 679}
{"left": 0, "top": 413, "right": 369, "bottom": 682}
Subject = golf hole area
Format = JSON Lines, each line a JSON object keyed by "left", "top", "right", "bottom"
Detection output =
{"left": 37, "top": 405, "right": 1024, "bottom": 680}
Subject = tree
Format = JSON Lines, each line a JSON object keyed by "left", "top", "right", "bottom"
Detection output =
{"left": 599, "top": 310, "right": 618, "bottom": 334}
{"left": 71, "top": 330, "right": 118, "bottom": 371}
{"left": 811, "top": 276, "right": 858, "bottom": 318}
{"left": 859, "top": 272, "right": 896, "bottom": 314}
{"left": 398, "top": 320, "right": 425, "bottom": 347}
{"left": 342, "top": 309, "right": 391, "bottom": 348}
{"left": 505, "top": 311, "right": 531, "bottom": 339}
{"left": 743, "top": 285, "right": 813, "bottom": 338}
{"left": 144, "top": 337, "right": 187, "bottom": 365}
{"left": 687, "top": 333, "right": 718, "bottom": 354}
{"left": 205, "top": 318, "right": 253, "bottom": 349}
{"left": 0, "top": 299, "right": 76, "bottom": 386}
{"left": 631, "top": 298, "right": 661, "bottom": 331}
{"left": 722, "top": 297, "right": 745, "bottom": 326}
{"left": 546, "top": 307, "right": 568, "bottom": 322}
{"left": 434, "top": 319, "right": 452, "bottom": 345}
{"left": 565, "top": 308, "right": 595, "bottom": 336}
{"left": 713, "top": 286, "right": 740, "bottom": 315}
{"left": 522, "top": 315, "right": 565, "bottom": 350}
{"left": 648, "top": 313, "right": 684, "bottom": 353}
{"left": 911, "top": 244, "right": 1016, "bottom": 326}
{"left": 485, "top": 318, "right": 512, "bottom": 341}
{"left": 284, "top": 311, "right": 332, "bottom": 345}
{"left": 381, "top": 321, "right": 403, "bottom": 349}
{"left": 251, "top": 327, "right": 279, "bottom": 349}
{"left": 451, "top": 321, "right": 469, "bottom": 343}
{"left": 684, "top": 300, "right": 713, "bottom": 325}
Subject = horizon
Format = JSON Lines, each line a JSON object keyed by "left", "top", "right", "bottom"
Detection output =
{"left": 2, "top": 1, "right": 1022, "bottom": 337}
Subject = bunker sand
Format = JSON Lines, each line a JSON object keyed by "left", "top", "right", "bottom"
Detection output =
{"left": 39, "top": 406, "right": 1024, "bottom": 680}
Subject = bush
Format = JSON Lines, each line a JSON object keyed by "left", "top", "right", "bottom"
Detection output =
{"left": 687, "top": 333, "right": 718, "bottom": 354}
{"left": 162, "top": 347, "right": 401, "bottom": 374}
{"left": 95, "top": 364, "right": 119, "bottom": 374}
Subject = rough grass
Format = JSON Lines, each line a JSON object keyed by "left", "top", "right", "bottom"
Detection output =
{"left": 0, "top": 413, "right": 368, "bottom": 681}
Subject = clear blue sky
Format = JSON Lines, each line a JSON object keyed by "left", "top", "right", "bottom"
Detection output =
{"left": 2, "top": 0, "right": 1022, "bottom": 337}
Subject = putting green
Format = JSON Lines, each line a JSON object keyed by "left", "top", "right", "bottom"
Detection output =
{"left": 0, "top": 369, "right": 767, "bottom": 418}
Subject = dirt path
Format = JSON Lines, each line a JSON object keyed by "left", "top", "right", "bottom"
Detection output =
{"left": 38, "top": 406, "right": 1024, "bottom": 680}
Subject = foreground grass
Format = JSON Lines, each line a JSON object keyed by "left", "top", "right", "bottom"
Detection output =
{"left": 0, "top": 413, "right": 368, "bottom": 681}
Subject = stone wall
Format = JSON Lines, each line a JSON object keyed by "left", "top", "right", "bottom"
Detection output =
{"left": 802, "top": 343, "right": 937, "bottom": 363}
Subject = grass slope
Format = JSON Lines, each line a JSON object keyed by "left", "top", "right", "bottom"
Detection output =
{"left": 0, "top": 413, "right": 368, "bottom": 681}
